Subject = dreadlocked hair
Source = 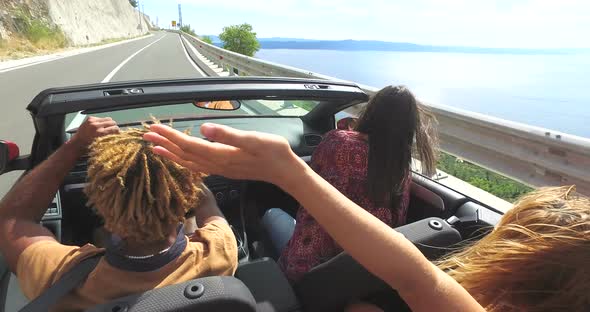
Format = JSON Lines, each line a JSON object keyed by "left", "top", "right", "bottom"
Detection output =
{"left": 84, "top": 124, "right": 206, "bottom": 244}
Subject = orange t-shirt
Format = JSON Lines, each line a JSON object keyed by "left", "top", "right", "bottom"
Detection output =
{"left": 16, "top": 220, "right": 237, "bottom": 311}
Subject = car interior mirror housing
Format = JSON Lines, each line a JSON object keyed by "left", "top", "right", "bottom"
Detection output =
{"left": 193, "top": 100, "right": 241, "bottom": 111}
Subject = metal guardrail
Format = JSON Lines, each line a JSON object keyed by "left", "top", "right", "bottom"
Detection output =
{"left": 174, "top": 31, "right": 590, "bottom": 197}
{"left": 172, "top": 30, "right": 338, "bottom": 79}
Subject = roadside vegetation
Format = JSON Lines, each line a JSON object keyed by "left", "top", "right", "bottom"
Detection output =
{"left": 83, "top": 33, "right": 150, "bottom": 47}
{"left": 178, "top": 25, "right": 213, "bottom": 45}
{"left": 180, "top": 24, "right": 197, "bottom": 37}
{"left": 437, "top": 153, "right": 533, "bottom": 202}
{"left": 200, "top": 36, "right": 213, "bottom": 44}
{"left": 0, "top": 9, "right": 67, "bottom": 60}
{"left": 219, "top": 23, "right": 260, "bottom": 57}
{"left": 291, "top": 100, "right": 316, "bottom": 111}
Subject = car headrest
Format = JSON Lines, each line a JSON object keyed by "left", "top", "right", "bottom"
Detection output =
{"left": 295, "top": 217, "right": 461, "bottom": 311}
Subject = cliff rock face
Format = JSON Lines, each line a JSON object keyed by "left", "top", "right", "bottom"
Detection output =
{"left": 0, "top": 0, "right": 52, "bottom": 40}
{"left": 0, "top": 0, "right": 151, "bottom": 45}
{"left": 47, "top": 0, "right": 150, "bottom": 45}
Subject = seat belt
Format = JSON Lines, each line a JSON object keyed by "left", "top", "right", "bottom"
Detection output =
{"left": 19, "top": 253, "right": 104, "bottom": 312}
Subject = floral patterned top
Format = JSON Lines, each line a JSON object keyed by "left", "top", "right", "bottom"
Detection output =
{"left": 278, "top": 129, "right": 410, "bottom": 282}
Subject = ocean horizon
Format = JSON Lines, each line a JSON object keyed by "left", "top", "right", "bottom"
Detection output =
{"left": 256, "top": 49, "right": 590, "bottom": 138}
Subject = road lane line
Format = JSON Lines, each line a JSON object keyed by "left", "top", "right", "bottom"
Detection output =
{"left": 101, "top": 34, "right": 166, "bottom": 83}
{"left": 0, "top": 34, "right": 155, "bottom": 74}
{"left": 240, "top": 102, "right": 257, "bottom": 115}
{"left": 65, "top": 111, "right": 88, "bottom": 132}
{"left": 180, "top": 36, "right": 207, "bottom": 76}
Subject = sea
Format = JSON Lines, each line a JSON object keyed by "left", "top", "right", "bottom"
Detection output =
{"left": 255, "top": 49, "right": 590, "bottom": 138}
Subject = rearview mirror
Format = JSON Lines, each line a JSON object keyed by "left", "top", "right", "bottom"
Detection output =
{"left": 337, "top": 117, "right": 358, "bottom": 130}
{"left": 193, "top": 100, "right": 241, "bottom": 111}
{"left": 0, "top": 140, "right": 22, "bottom": 175}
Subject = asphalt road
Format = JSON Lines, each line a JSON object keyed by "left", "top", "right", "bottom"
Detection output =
{"left": 0, "top": 32, "right": 205, "bottom": 199}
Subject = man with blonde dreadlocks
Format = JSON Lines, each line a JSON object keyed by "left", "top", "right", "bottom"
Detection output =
{"left": 0, "top": 117, "right": 237, "bottom": 311}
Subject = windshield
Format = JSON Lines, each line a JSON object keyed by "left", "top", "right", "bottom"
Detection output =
{"left": 64, "top": 99, "right": 320, "bottom": 129}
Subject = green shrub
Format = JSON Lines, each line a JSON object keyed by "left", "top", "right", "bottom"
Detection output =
{"left": 200, "top": 35, "right": 213, "bottom": 44}
{"left": 14, "top": 9, "right": 67, "bottom": 49}
{"left": 290, "top": 100, "right": 316, "bottom": 111}
{"left": 437, "top": 153, "right": 533, "bottom": 202}
{"left": 25, "top": 19, "right": 67, "bottom": 49}
{"left": 219, "top": 23, "right": 260, "bottom": 56}
{"left": 180, "top": 24, "right": 197, "bottom": 37}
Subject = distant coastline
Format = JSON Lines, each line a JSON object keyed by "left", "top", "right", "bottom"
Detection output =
{"left": 206, "top": 35, "right": 588, "bottom": 55}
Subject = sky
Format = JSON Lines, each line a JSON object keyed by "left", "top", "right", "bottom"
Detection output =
{"left": 140, "top": 0, "right": 590, "bottom": 49}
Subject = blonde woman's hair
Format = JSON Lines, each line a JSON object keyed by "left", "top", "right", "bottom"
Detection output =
{"left": 437, "top": 186, "right": 590, "bottom": 311}
{"left": 84, "top": 124, "right": 205, "bottom": 243}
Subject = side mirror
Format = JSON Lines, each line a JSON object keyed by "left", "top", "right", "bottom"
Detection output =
{"left": 0, "top": 140, "right": 22, "bottom": 175}
{"left": 337, "top": 117, "right": 358, "bottom": 130}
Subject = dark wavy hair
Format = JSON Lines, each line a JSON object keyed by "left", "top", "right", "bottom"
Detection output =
{"left": 355, "top": 85, "right": 438, "bottom": 206}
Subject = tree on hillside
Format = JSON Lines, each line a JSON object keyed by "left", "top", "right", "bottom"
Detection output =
{"left": 129, "top": 0, "right": 138, "bottom": 8}
{"left": 201, "top": 36, "right": 213, "bottom": 44}
{"left": 180, "top": 24, "right": 196, "bottom": 36}
{"left": 219, "top": 23, "right": 260, "bottom": 57}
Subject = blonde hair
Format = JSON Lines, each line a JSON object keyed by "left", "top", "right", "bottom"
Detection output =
{"left": 84, "top": 125, "right": 205, "bottom": 243}
{"left": 437, "top": 186, "right": 590, "bottom": 311}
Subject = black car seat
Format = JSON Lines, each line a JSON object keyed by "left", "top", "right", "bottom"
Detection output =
{"left": 89, "top": 276, "right": 257, "bottom": 312}
{"left": 18, "top": 251, "right": 258, "bottom": 312}
{"left": 294, "top": 217, "right": 462, "bottom": 312}
{"left": 235, "top": 258, "right": 301, "bottom": 312}
{"left": 93, "top": 258, "right": 301, "bottom": 312}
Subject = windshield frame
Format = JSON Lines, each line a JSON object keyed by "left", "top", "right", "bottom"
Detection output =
{"left": 28, "top": 77, "right": 368, "bottom": 117}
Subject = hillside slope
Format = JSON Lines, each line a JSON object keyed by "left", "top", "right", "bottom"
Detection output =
{"left": 47, "top": 0, "right": 150, "bottom": 45}
{"left": 0, "top": 0, "right": 151, "bottom": 59}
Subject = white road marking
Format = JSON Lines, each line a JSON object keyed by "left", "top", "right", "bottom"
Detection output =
{"left": 101, "top": 34, "right": 166, "bottom": 83}
{"left": 180, "top": 36, "right": 207, "bottom": 76}
{"left": 240, "top": 102, "right": 257, "bottom": 115}
{"left": 65, "top": 111, "right": 88, "bottom": 132}
{"left": 0, "top": 34, "right": 155, "bottom": 74}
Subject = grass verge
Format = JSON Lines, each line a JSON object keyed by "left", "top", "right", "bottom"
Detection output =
{"left": 0, "top": 9, "right": 68, "bottom": 60}
{"left": 437, "top": 153, "right": 533, "bottom": 202}
{"left": 291, "top": 100, "right": 317, "bottom": 111}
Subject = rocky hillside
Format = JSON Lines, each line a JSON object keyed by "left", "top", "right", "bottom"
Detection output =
{"left": 47, "top": 0, "right": 151, "bottom": 45}
{"left": 0, "top": 0, "right": 151, "bottom": 58}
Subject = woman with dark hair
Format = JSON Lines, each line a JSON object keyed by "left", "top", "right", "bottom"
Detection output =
{"left": 262, "top": 85, "right": 439, "bottom": 282}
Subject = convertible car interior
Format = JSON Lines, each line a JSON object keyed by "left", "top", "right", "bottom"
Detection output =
{"left": 0, "top": 77, "right": 505, "bottom": 312}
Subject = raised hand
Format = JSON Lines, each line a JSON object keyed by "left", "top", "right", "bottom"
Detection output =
{"left": 71, "top": 116, "right": 119, "bottom": 148}
{"left": 143, "top": 123, "right": 306, "bottom": 188}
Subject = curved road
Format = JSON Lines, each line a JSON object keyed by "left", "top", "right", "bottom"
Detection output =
{"left": 0, "top": 32, "right": 205, "bottom": 198}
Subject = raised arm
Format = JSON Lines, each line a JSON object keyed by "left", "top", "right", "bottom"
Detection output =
{"left": 143, "top": 123, "right": 484, "bottom": 312}
{"left": 0, "top": 117, "right": 118, "bottom": 272}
